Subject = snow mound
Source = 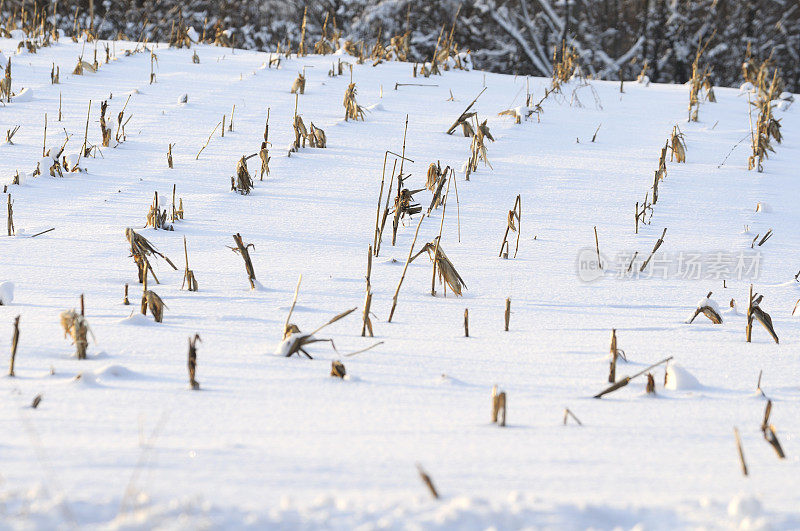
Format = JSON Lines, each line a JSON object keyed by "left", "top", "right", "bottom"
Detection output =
{"left": 365, "top": 102, "right": 383, "bottom": 112}
{"left": 187, "top": 27, "right": 200, "bottom": 42}
{"left": 433, "top": 373, "right": 468, "bottom": 386}
{"left": 0, "top": 490, "right": 789, "bottom": 530}
{"left": 118, "top": 312, "right": 155, "bottom": 326}
{"left": 72, "top": 372, "right": 100, "bottom": 387}
{"left": 94, "top": 364, "right": 140, "bottom": 379}
{"left": 13, "top": 87, "right": 33, "bottom": 102}
{"left": 0, "top": 281, "right": 14, "bottom": 305}
{"left": 723, "top": 299, "right": 741, "bottom": 316}
{"left": 665, "top": 364, "right": 702, "bottom": 391}
{"left": 728, "top": 495, "right": 763, "bottom": 521}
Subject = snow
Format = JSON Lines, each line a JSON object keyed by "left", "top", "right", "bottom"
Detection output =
{"left": 0, "top": 281, "right": 14, "bottom": 305}
{"left": 12, "top": 86, "right": 33, "bottom": 102}
{"left": 696, "top": 294, "right": 721, "bottom": 315}
{"left": 664, "top": 363, "right": 702, "bottom": 391}
{"left": 739, "top": 82, "right": 755, "bottom": 93}
{"left": 0, "top": 37, "right": 799, "bottom": 529}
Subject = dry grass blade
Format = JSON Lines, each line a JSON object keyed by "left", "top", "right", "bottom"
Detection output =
{"left": 283, "top": 274, "right": 302, "bottom": 338}
{"left": 639, "top": 228, "right": 667, "bottom": 272}
{"left": 309, "top": 307, "right": 358, "bottom": 336}
{"left": 188, "top": 334, "right": 201, "bottom": 390}
{"left": 563, "top": 408, "right": 583, "bottom": 426}
{"left": 734, "top": 427, "right": 748, "bottom": 476}
{"left": 343, "top": 341, "right": 384, "bottom": 357}
{"left": 416, "top": 464, "right": 439, "bottom": 499}
{"left": 388, "top": 213, "right": 426, "bottom": 322}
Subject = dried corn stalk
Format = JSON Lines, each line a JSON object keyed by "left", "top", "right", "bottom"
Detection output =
{"left": 426, "top": 162, "right": 442, "bottom": 191}
{"left": 232, "top": 156, "right": 254, "bottom": 195}
{"left": 144, "top": 290, "right": 167, "bottom": 322}
{"left": 60, "top": 309, "right": 92, "bottom": 359}
{"left": 688, "top": 292, "right": 723, "bottom": 324}
{"left": 291, "top": 115, "right": 308, "bottom": 152}
{"left": 125, "top": 227, "right": 177, "bottom": 283}
{"left": 291, "top": 72, "right": 306, "bottom": 94}
{"left": 748, "top": 292, "right": 779, "bottom": 344}
{"left": 748, "top": 60, "right": 783, "bottom": 172}
{"left": 278, "top": 308, "right": 357, "bottom": 359}
{"left": 99, "top": 100, "right": 111, "bottom": 146}
{"left": 0, "top": 58, "right": 10, "bottom": 102}
{"left": 145, "top": 191, "right": 168, "bottom": 230}
{"left": 499, "top": 195, "right": 522, "bottom": 258}
{"left": 72, "top": 56, "right": 95, "bottom": 75}
{"left": 410, "top": 239, "right": 467, "bottom": 296}
{"left": 670, "top": 125, "right": 686, "bottom": 163}
{"left": 181, "top": 236, "right": 198, "bottom": 291}
{"left": 308, "top": 123, "right": 326, "bottom": 148}
{"left": 231, "top": 233, "right": 257, "bottom": 289}
{"left": 551, "top": 44, "right": 579, "bottom": 91}
{"left": 259, "top": 109, "right": 271, "bottom": 179}
{"left": 330, "top": 360, "right": 346, "bottom": 378}
{"left": 688, "top": 33, "right": 715, "bottom": 122}
{"left": 343, "top": 83, "right": 365, "bottom": 121}
{"left": 394, "top": 187, "right": 424, "bottom": 222}
{"left": 465, "top": 118, "right": 494, "bottom": 179}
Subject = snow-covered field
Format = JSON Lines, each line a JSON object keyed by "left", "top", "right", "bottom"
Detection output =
{"left": 1, "top": 36, "right": 799, "bottom": 530}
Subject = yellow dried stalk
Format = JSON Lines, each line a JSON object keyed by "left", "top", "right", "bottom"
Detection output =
{"left": 60, "top": 309, "right": 92, "bottom": 359}
{"left": 426, "top": 162, "right": 441, "bottom": 191}
{"left": 670, "top": 126, "right": 686, "bottom": 163}
{"left": 145, "top": 290, "right": 167, "bottom": 322}
{"left": 424, "top": 240, "right": 466, "bottom": 296}
{"left": 551, "top": 44, "right": 579, "bottom": 89}
{"left": 291, "top": 72, "right": 305, "bottom": 94}
{"left": 748, "top": 63, "right": 782, "bottom": 172}
{"left": 343, "top": 83, "right": 365, "bottom": 121}
{"left": 308, "top": 123, "right": 326, "bottom": 148}
{"left": 688, "top": 32, "right": 715, "bottom": 121}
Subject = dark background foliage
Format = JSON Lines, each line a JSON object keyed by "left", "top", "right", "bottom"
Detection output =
{"left": 9, "top": 0, "right": 800, "bottom": 91}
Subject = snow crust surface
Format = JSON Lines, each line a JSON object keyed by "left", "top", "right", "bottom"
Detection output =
{"left": 1, "top": 38, "right": 799, "bottom": 529}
